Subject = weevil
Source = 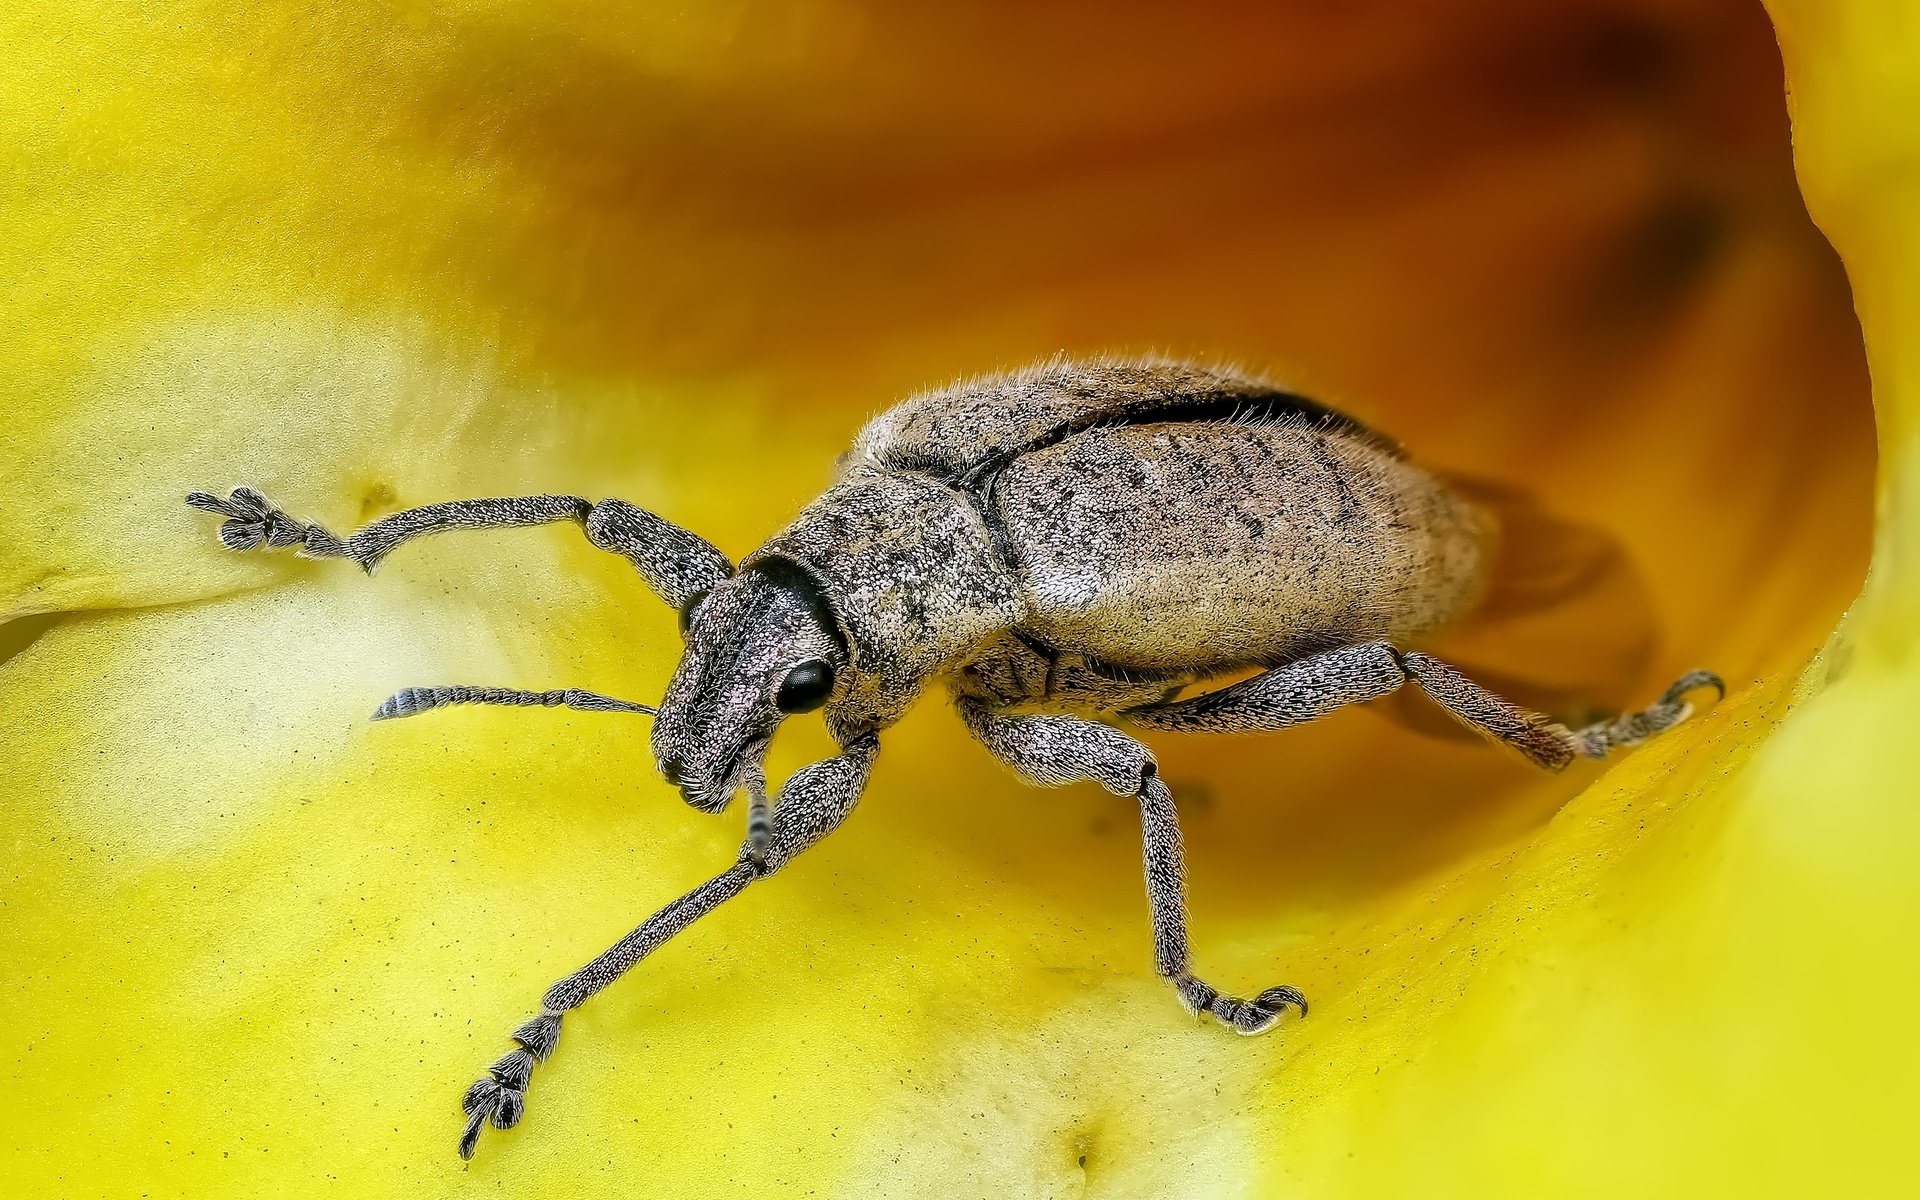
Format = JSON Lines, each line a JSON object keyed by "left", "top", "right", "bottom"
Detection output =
{"left": 187, "top": 356, "right": 1722, "bottom": 1159}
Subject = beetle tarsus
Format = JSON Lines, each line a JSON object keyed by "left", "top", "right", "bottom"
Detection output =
{"left": 1219, "top": 985, "right": 1309, "bottom": 1035}
{"left": 1175, "top": 975, "right": 1308, "bottom": 1035}
{"left": 1664, "top": 668, "right": 1727, "bottom": 706}
{"left": 1569, "top": 667, "right": 1727, "bottom": 758}
{"left": 185, "top": 486, "right": 329, "bottom": 556}
{"left": 458, "top": 1014, "right": 563, "bottom": 1160}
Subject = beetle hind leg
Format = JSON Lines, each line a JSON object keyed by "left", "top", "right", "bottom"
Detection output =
{"left": 1398, "top": 654, "right": 1724, "bottom": 769}
{"left": 1123, "top": 642, "right": 1724, "bottom": 771}
{"left": 1567, "top": 668, "right": 1726, "bottom": 757}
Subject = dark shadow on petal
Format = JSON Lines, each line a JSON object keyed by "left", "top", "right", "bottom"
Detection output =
{"left": 0, "top": 613, "right": 63, "bottom": 672}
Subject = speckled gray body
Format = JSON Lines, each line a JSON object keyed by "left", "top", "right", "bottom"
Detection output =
{"left": 187, "top": 356, "right": 1720, "bottom": 1161}
{"left": 760, "top": 359, "right": 1493, "bottom": 733}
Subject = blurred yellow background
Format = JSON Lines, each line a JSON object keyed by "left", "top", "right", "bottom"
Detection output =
{"left": 1, "top": 1, "right": 1909, "bottom": 1196}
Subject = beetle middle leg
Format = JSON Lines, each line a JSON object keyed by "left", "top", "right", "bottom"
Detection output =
{"left": 956, "top": 644, "right": 1726, "bottom": 1034}
{"left": 956, "top": 699, "right": 1308, "bottom": 1035}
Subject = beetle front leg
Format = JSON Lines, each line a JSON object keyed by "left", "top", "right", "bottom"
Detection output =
{"left": 455, "top": 737, "right": 875, "bottom": 1161}
{"left": 956, "top": 700, "right": 1304, "bottom": 1035}
{"left": 184, "top": 487, "right": 730, "bottom": 608}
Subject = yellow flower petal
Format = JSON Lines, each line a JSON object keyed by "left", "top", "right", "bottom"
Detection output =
{"left": 1, "top": 1, "right": 1905, "bottom": 1196}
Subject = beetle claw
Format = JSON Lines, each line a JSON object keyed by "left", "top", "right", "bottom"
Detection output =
{"left": 1662, "top": 668, "right": 1727, "bottom": 706}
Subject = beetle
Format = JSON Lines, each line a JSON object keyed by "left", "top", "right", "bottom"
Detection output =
{"left": 186, "top": 356, "right": 1722, "bottom": 1159}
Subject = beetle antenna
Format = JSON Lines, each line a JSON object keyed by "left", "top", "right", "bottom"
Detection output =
{"left": 744, "top": 766, "right": 772, "bottom": 867}
{"left": 371, "top": 685, "right": 656, "bottom": 721}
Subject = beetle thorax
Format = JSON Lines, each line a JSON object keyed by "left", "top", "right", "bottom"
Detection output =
{"left": 749, "top": 464, "right": 1021, "bottom": 729}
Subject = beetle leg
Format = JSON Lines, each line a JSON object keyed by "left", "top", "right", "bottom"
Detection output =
{"left": 1123, "top": 642, "right": 1723, "bottom": 771}
{"left": 1568, "top": 668, "right": 1725, "bottom": 755}
{"left": 184, "top": 487, "right": 730, "bottom": 608}
{"left": 455, "top": 738, "right": 876, "bottom": 1161}
{"left": 1396, "top": 654, "right": 1724, "bottom": 769}
{"left": 1123, "top": 641, "right": 1408, "bottom": 734}
{"left": 956, "top": 700, "right": 1305, "bottom": 1036}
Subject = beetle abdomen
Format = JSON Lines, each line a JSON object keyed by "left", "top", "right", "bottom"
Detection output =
{"left": 992, "top": 418, "right": 1493, "bottom": 673}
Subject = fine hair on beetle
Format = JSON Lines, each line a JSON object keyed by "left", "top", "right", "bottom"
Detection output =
{"left": 186, "top": 354, "right": 1723, "bottom": 1159}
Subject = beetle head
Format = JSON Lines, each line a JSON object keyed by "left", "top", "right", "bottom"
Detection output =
{"left": 651, "top": 558, "right": 846, "bottom": 812}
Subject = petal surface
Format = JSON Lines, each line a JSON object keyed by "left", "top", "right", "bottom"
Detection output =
{"left": 0, "top": 2, "right": 1899, "bottom": 1197}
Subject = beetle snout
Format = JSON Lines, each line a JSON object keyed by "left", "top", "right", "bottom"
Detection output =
{"left": 655, "top": 754, "right": 712, "bottom": 809}
{"left": 653, "top": 729, "right": 772, "bottom": 815}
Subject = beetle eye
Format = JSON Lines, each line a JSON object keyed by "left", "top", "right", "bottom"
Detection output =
{"left": 678, "top": 589, "right": 710, "bottom": 636}
{"left": 775, "top": 660, "right": 835, "bottom": 713}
